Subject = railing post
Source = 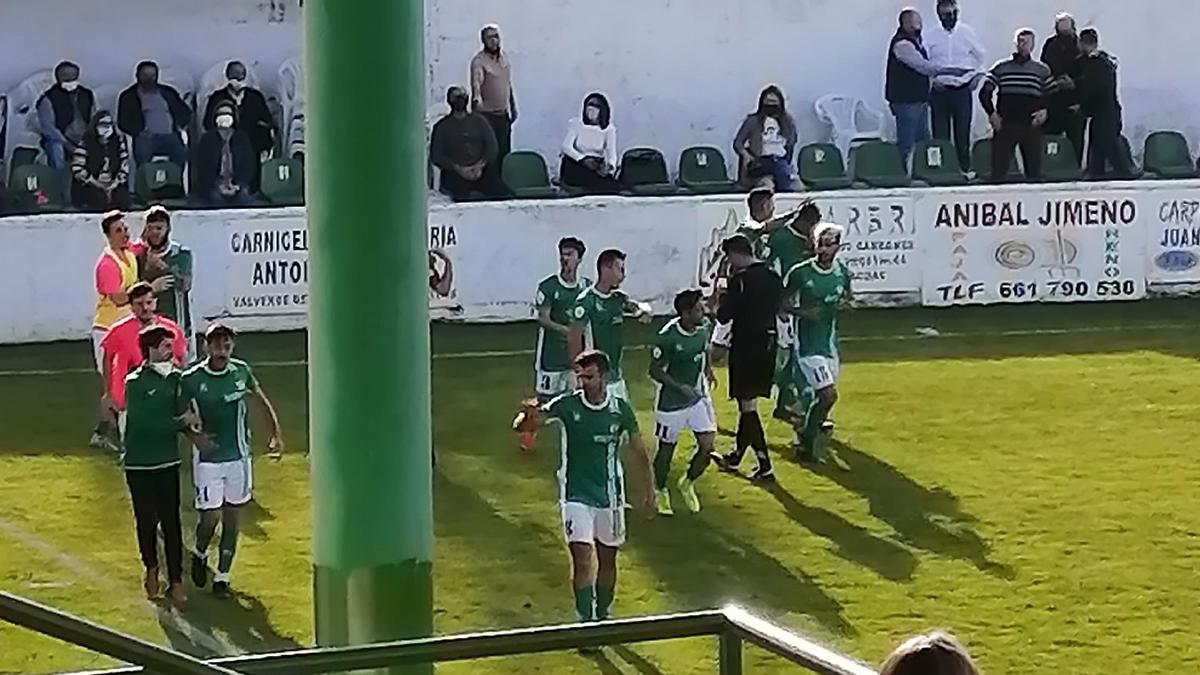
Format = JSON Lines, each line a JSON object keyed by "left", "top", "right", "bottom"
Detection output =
{"left": 719, "top": 631, "right": 743, "bottom": 675}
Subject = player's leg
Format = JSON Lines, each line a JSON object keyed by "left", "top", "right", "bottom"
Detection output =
{"left": 124, "top": 470, "right": 163, "bottom": 599}
{"left": 213, "top": 458, "right": 253, "bottom": 595}
{"left": 191, "top": 461, "right": 223, "bottom": 587}
{"left": 799, "top": 356, "right": 840, "bottom": 465}
{"left": 91, "top": 330, "right": 116, "bottom": 450}
{"left": 679, "top": 398, "right": 717, "bottom": 512}
{"left": 562, "top": 503, "right": 598, "bottom": 621}
{"left": 652, "top": 409, "right": 685, "bottom": 515}
{"left": 592, "top": 507, "right": 626, "bottom": 620}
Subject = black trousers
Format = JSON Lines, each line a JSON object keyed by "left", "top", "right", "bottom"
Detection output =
{"left": 991, "top": 122, "right": 1042, "bottom": 183}
{"left": 1086, "top": 114, "right": 1134, "bottom": 179}
{"left": 125, "top": 466, "right": 183, "bottom": 583}
{"left": 482, "top": 111, "right": 512, "bottom": 187}
{"left": 439, "top": 165, "right": 509, "bottom": 201}
{"left": 73, "top": 182, "right": 132, "bottom": 212}
{"left": 560, "top": 156, "right": 624, "bottom": 194}
{"left": 1043, "top": 107, "right": 1085, "bottom": 164}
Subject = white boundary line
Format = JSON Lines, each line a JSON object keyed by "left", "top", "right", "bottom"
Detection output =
{"left": 0, "top": 322, "right": 1193, "bottom": 378}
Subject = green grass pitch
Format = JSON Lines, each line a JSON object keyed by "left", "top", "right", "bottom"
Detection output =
{"left": 3, "top": 300, "right": 1200, "bottom": 674}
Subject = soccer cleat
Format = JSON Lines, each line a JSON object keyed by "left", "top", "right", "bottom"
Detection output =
{"left": 212, "top": 581, "right": 231, "bottom": 598}
{"left": 677, "top": 477, "right": 701, "bottom": 513}
{"left": 712, "top": 451, "right": 740, "bottom": 474}
{"left": 190, "top": 553, "right": 208, "bottom": 588}
{"left": 655, "top": 489, "right": 674, "bottom": 516}
{"left": 822, "top": 419, "right": 836, "bottom": 433}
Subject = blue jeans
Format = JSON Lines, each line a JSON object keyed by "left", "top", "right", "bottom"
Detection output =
{"left": 930, "top": 86, "right": 974, "bottom": 172}
{"left": 205, "top": 186, "right": 254, "bottom": 207}
{"left": 751, "top": 155, "right": 794, "bottom": 191}
{"left": 42, "top": 137, "right": 72, "bottom": 201}
{"left": 133, "top": 132, "right": 188, "bottom": 170}
{"left": 890, "top": 102, "right": 931, "bottom": 168}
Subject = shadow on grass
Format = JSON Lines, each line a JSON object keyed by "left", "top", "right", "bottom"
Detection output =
{"left": 822, "top": 440, "right": 1015, "bottom": 579}
{"left": 157, "top": 588, "right": 303, "bottom": 658}
{"left": 610, "top": 644, "right": 667, "bottom": 674}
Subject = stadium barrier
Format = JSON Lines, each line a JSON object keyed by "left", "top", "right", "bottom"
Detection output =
{"left": 0, "top": 591, "right": 876, "bottom": 675}
{"left": 2, "top": 178, "right": 1200, "bottom": 344}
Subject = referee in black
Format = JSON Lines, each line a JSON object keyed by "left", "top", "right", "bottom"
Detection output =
{"left": 713, "top": 234, "right": 783, "bottom": 481}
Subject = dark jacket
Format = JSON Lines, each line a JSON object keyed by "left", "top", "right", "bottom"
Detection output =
{"left": 1040, "top": 34, "right": 1082, "bottom": 110}
{"left": 429, "top": 112, "right": 498, "bottom": 170}
{"left": 885, "top": 31, "right": 931, "bottom": 104}
{"left": 1076, "top": 51, "right": 1122, "bottom": 119}
{"left": 117, "top": 83, "right": 192, "bottom": 136}
{"left": 39, "top": 85, "right": 95, "bottom": 135}
{"left": 203, "top": 87, "right": 276, "bottom": 155}
{"left": 195, "top": 129, "right": 256, "bottom": 195}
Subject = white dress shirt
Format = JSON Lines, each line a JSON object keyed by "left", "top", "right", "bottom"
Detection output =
{"left": 925, "top": 21, "right": 986, "bottom": 88}
{"left": 561, "top": 117, "right": 618, "bottom": 171}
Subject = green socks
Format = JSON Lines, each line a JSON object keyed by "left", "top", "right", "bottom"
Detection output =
{"left": 574, "top": 585, "right": 595, "bottom": 622}
{"left": 596, "top": 584, "right": 615, "bottom": 620}
{"left": 217, "top": 518, "right": 240, "bottom": 575}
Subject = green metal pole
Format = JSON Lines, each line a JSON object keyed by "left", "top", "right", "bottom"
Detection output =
{"left": 305, "top": 0, "right": 432, "bottom": 673}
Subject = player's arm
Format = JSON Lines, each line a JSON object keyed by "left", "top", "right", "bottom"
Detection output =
{"left": 248, "top": 372, "right": 284, "bottom": 457}
{"left": 648, "top": 340, "right": 697, "bottom": 400}
{"left": 621, "top": 296, "right": 653, "bottom": 325}
{"left": 96, "top": 259, "right": 131, "bottom": 307}
{"left": 177, "top": 248, "right": 194, "bottom": 294}
{"left": 567, "top": 302, "right": 588, "bottom": 363}
{"left": 621, "top": 415, "right": 656, "bottom": 514}
{"left": 715, "top": 274, "right": 741, "bottom": 324}
{"left": 174, "top": 381, "right": 212, "bottom": 453}
{"left": 534, "top": 285, "right": 570, "bottom": 336}
{"left": 840, "top": 265, "right": 855, "bottom": 309}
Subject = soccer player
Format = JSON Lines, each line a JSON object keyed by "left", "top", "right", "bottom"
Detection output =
{"left": 516, "top": 350, "right": 655, "bottom": 622}
{"left": 784, "top": 223, "right": 852, "bottom": 466}
{"left": 91, "top": 211, "right": 139, "bottom": 450}
{"left": 136, "top": 206, "right": 195, "bottom": 360}
{"left": 712, "top": 235, "right": 783, "bottom": 482}
{"left": 649, "top": 289, "right": 716, "bottom": 515}
{"left": 535, "top": 237, "right": 589, "bottom": 401}
{"left": 568, "top": 248, "right": 652, "bottom": 401}
{"left": 122, "top": 325, "right": 205, "bottom": 605}
{"left": 183, "top": 324, "right": 284, "bottom": 597}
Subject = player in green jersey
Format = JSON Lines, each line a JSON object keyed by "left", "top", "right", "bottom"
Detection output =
{"left": 568, "top": 249, "right": 652, "bottom": 401}
{"left": 182, "top": 324, "right": 284, "bottom": 597}
{"left": 516, "top": 350, "right": 654, "bottom": 622}
{"left": 535, "top": 237, "right": 590, "bottom": 401}
{"left": 783, "top": 223, "right": 852, "bottom": 467}
{"left": 649, "top": 289, "right": 716, "bottom": 515}
{"left": 137, "top": 206, "right": 195, "bottom": 360}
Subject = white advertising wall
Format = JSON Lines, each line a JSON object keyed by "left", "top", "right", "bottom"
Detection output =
{"left": 3, "top": 180, "right": 1200, "bottom": 345}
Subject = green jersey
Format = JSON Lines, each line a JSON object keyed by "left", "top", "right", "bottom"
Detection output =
{"left": 762, "top": 226, "right": 813, "bottom": 279}
{"left": 784, "top": 259, "right": 851, "bottom": 358}
{"left": 122, "top": 364, "right": 186, "bottom": 470}
{"left": 542, "top": 390, "right": 640, "bottom": 508}
{"left": 571, "top": 287, "right": 629, "bottom": 382}
{"left": 138, "top": 242, "right": 194, "bottom": 337}
{"left": 535, "top": 274, "right": 589, "bottom": 372}
{"left": 651, "top": 318, "right": 711, "bottom": 412}
{"left": 181, "top": 358, "right": 259, "bottom": 464}
{"left": 736, "top": 220, "right": 769, "bottom": 258}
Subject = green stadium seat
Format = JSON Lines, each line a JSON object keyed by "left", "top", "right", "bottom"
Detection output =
{"left": 7, "top": 163, "right": 61, "bottom": 212}
{"left": 912, "top": 139, "right": 968, "bottom": 186}
{"left": 619, "top": 147, "right": 680, "bottom": 196}
{"left": 797, "top": 143, "right": 852, "bottom": 190}
{"left": 677, "top": 146, "right": 737, "bottom": 194}
{"left": 1040, "top": 135, "right": 1083, "bottom": 182}
{"left": 502, "top": 151, "right": 561, "bottom": 199}
{"left": 972, "top": 138, "right": 1022, "bottom": 181}
{"left": 260, "top": 157, "right": 305, "bottom": 205}
{"left": 851, "top": 140, "right": 910, "bottom": 188}
{"left": 10, "top": 147, "right": 40, "bottom": 170}
{"left": 1142, "top": 131, "right": 1197, "bottom": 179}
{"left": 135, "top": 160, "right": 186, "bottom": 206}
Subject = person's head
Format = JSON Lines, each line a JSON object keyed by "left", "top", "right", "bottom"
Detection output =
{"left": 795, "top": 198, "right": 822, "bottom": 235}
{"left": 596, "top": 248, "right": 627, "bottom": 289}
{"left": 899, "top": 8, "right": 922, "bottom": 35}
{"left": 747, "top": 187, "right": 775, "bottom": 222}
{"left": 128, "top": 282, "right": 157, "bottom": 323}
{"left": 1015, "top": 28, "right": 1036, "bottom": 56}
{"left": 1079, "top": 27, "right": 1099, "bottom": 56}
{"left": 225, "top": 60, "right": 248, "bottom": 90}
{"left": 101, "top": 210, "right": 129, "bottom": 249}
{"left": 1054, "top": 11, "right": 1076, "bottom": 37}
{"left": 205, "top": 324, "right": 237, "bottom": 368}
{"left": 572, "top": 350, "right": 610, "bottom": 400}
{"left": 674, "top": 288, "right": 705, "bottom": 329}
{"left": 558, "top": 237, "right": 586, "bottom": 277}
{"left": 481, "top": 24, "right": 502, "bottom": 53}
{"left": 54, "top": 61, "right": 80, "bottom": 90}
{"left": 89, "top": 110, "right": 116, "bottom": 142}
{"left": 812, "top": 223, "right": 845, "bottom": 264}
{"left": 446, "top": 85, "right": 469, "bottom": 114}
{"left": 721, "top": 234, "right": 755, "bottom": 269}
{"left": 936, "top": 0, "right": 959, "bottom": 30}
{"left": 214, "top": 102, "right": 236, "bottom": 130}
{"left": 756, "top": 85, "right": 786, "bottom": 118}
{"left": 879, "top": 631, "right": 981, "bottom": 675}
{"left": 143, "top": 205, "right": 171, "bottom": 249}
{"left": 582, "top": 92, "right": 612, "bottom": 129}
{"left": 135, "top": 60, "right": 159, "bottom": 88}
{"left": 139, "top": 325, "right": 174, "bottom": 364}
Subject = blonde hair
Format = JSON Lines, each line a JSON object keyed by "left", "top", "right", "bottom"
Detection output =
{"left": 880, "top": 631, "right": 981, "bottom": 675}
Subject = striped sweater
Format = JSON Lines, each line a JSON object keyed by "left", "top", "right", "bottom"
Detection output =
{"left": 979, "top": 54, "right": 1052, "bottom": 123}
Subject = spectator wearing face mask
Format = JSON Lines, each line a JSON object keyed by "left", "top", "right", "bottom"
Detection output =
{"left": 1040, "top": 13, "right": 1085, "bottom": 164}
{"left": 925, "top": 0, "right": 986, "bottom": 174}
{"left": 203, "top": 61, "right": 276, "bottom": 191}
{"left": 559, "top": 92, "right": 622, "bottom": 194}
{"left": 38, "top": 61, "right": 95, "bottom": 202}
{"left": 429, "top": 85, "right": 507, "bottom": 201}
{"left": 117, "top": 61, "right": 191, "bottom": 171}
{"left": 733, "top": 85, "right": 798, "bottom": 191}
{"left": 1075, "top": 28, "right": 1134, "bottom": 180}
{"left": 196, "top": 102, "right": 256, "bottom": 207}
{"left": 72, "top": 111, "right": 132, "bottom": 211}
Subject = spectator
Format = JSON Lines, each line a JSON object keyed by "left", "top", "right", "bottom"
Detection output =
{"left": 1040, "top": 13, "right": 1085, "bottom": 164}
{"left": 733, "top": 85, "right": 798, "bottom": 191}
{"left": 90, "top": 211, "right": 140, "bottom": 450}
{"left": 118, "top": 61, "right": 191, "bottom": 171}
{"left": 470, "top": 24, "right": 517, "bottom": 176}
{"left": 136, "top": 206, "right": 196, "bottom": 359}
{"left": 72, "top": 111, "right": 132, "bottom": 211}
{"left": 204, "top": 60, "right": 276, "bottom": 191}
{"left": 885, "top": 9, "right": 969, "bottom": 167}
{"left": 925, "top": 0, "right": 986, "bottom": 174}
{"left": 37, "top": 61, "right": 95, "bottom": 201}
{"left": 1076, "top": 28, "right": 1134, "bottom": 179}
{"left": 196, "top": 101, "right": 256, "bottom": 206}
{"left": 980, "top": 29, "right": 1051, "bottom": 182}
{"left": 559, "top": 92, "right": 622, "bottom": 194}
{"left": 880, "top": 631, "right": 981, "bottom": 675}
{"left": 430, "top": 86, "right": 507, "bottom": 201}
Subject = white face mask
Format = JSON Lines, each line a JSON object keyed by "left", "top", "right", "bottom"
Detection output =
{"left": 228, "top": 78, "right": 245, "bottom": 91}
{"left": 150, "top": 361, "right": 174, "bottom": 377}
{"left": 215, "top": 114, "right": 235, "bottom": 129}
{"left": 584, "top": 105, "right": 601, "bottom": 123}
{"left": 97, "top": 124, "right": 114, "bottom": 139}
{"left": 61, "top": 80, "right": 79, "bottom": 92}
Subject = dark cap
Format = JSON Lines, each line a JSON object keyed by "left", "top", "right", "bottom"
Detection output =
{"left": 204, "top": 323, "right": 237, "bottom": 341}
{"left": 1079, "top": 27, "right": 1099, "bottom": 43}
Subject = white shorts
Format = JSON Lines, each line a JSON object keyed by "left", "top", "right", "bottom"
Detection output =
{"left": 194, "top": 458, "right": 253, "bottom": 510}
{"left": 653, "top": 397, "right": 717, "bottom": 444}
{"left": 711, "top": 321, "right": 732, "bottom": 349}
{"left": 536, "top": 368, "right": 575, "bottom": 398}
{"left": 92, "top": 329, "right": 107, "bottom": 374}
{"left": 796, "top": 354, "right": 840, "bottom": 391}
{"left": 561, "top": 501, "right": 626, "bottom": 548}
{"left": 776, "top": 316, "right": 795, "bottom": 349}
{"left": 607, "top": 378, "right": 630, "bottom": 402}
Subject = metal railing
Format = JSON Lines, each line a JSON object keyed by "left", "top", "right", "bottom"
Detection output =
{"left": 1, "top": 591, "right": 876, "bottom": 675}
